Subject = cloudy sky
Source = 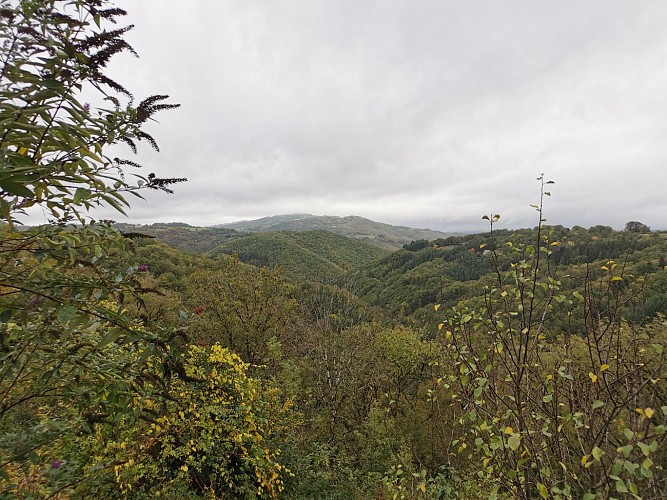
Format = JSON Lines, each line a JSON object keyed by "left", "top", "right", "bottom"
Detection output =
{"left": 92, "top": 0, "right": 667, "bottom": 232}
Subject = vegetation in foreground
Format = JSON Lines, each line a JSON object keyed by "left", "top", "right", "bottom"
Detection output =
{"left": 1, "top": 1, "right": 665, "bottom": 498}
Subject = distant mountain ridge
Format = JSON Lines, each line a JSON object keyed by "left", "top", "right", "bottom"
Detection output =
{"left": 215, "top": 214, "right": 450, "bottom": 250}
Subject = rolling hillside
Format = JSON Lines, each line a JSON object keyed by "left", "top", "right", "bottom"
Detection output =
{"left": 351, "top": 225, "right": 667, "bottom": 321}
{"left": 216, "top": 214, "right": 451, "bottom": 250}
{"left": 115, "top": 223, "right": 242, "bottom": 254}
{"left": 207, "top": 230, "right": 390, "bottom": 283}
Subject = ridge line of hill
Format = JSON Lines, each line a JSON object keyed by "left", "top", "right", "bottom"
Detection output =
{"left": 213, "top": 213, "right": 452, "bottom": 250}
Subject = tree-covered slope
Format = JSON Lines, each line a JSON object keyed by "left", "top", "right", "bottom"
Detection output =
{"left": 207, "top": 230, "right": 390, "bottom": 283}
{"left": 116, "top": 222, "right": 242, "bottom": 254}
{"left": 351, "top": 225, "right": 667, "bottom": 322}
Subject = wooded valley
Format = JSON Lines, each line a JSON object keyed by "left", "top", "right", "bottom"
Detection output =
{"left": 3, "top": 211, "right": 666, "bottom": 498}
{"left": 1, "top": 2, "right": 665, "bottom": 498}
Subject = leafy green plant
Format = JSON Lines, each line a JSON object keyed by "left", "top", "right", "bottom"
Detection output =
{"left": 106, "top": 344, "right": 294, "bottom": 499}
{"left": 0, "top": 0, "right": 183, "bottom": 224}
{"left": 439, "top": 177, "right": 667, "bottom": 498}
{"left": 0, "top": 0, "right": 186, "bottom": 495}
{"left": 185, "top": 258, "right": 297, "bottom": 365}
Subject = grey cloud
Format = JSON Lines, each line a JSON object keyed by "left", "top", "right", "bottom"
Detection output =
{"left": 79, "top": 0, "right": 667, "bottom": 231}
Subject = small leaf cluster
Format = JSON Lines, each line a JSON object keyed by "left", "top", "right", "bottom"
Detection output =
{"left": 107, "top": 344, "right": 293, "bottom": 499}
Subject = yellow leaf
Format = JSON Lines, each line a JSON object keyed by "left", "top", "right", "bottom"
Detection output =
{"left": 434, "top": 304, "right": 441, "bottom": 311}
{"left": 581, "top": 454, "right": 590, "bottom": 466}
{"left": 504, "top": 426, "right": 513, "bottom": 434}
{"left": 588, "top": 372, "right": 598, "bottom": 383}
{"left": 644, "top": 407, "right": 655, "bottom": 419}
{"left": 600, "top": 364, "right": 609, "bottom": 372}
{"left": 438, "top": 323, "right": 444, "bottom": 330}
{"left": 537, "top": 482, "right": 548, "bottom": 498}
{"left": 17, "top": 146, "right": 28, "bottom": 155}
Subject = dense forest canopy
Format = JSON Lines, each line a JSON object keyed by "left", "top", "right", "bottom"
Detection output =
{"left": 0, "top": 1, "right": 665, "bottom": 499}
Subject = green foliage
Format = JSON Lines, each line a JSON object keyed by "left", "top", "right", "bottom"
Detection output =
{"left": 4, "top": 5, "right": 665, "bottom": 498}
{"left": 403, "top": 239, "right": 431, "bottom": 252}
{"left": 351, "top": 245, "right": 488, "bottom": 317}
{"left": 185, "top": 257, "right": 297, "bottom": 365}
{"left": 353, "top": 222, "right": 667, "bottom": 323}
{"left": 218, "top": 214, "right": 450, "bottom": 250}
{"left": 372, "top": 326, "right": 438, "bottom": 403}
{"left": 209, "top": 230, "right": 388, "bottom": 283}
{"left": 0, "top": 0, "right": 182, "bottom": 225}
{"left": 0, "top": 3, "right": 296, "bottom": 498}
{"left": 117, "top": 222, "right": 242, "bottom": 255}
{"left": 106, "top": 344, "right": 293, "bottom": 499}
{"left": 0, "top": 191, "right": 180, "bottom": 494}
{"left": 438, "top": 178, "right": 667, "bottom": 498}
{"left": 381, "top": 463, "right": 489, "bottom": 499}
{"left": 0, "top": 281, "right": 178, "bottom": 496}
{"left": 626, "top": 221, "right": 651, "bottom": 234}
{"left": 118, "top": 236, "right": 216, "bottom": 286}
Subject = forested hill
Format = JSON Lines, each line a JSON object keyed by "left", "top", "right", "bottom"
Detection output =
{"left": 114, "top": 224, "right": 391, "bottom": 283}
{"left": 351, "top": 225, "right": 667, "bottom": 324}
{"left": 4, "top": 2, "right": 665, "bottom": 497}
{"left": 123, "top": 221, "right": 667, "bottom": 325}
{"left": 207, "top": 230, "right": 390, "bottom": 283}
{"left": 118, "top": 220, "right": 667, "bottom": 499}
{"left": 215, "top": 213, "right": 452, "bottom": 250}
{"left": 115, "top": 222, "right": 242, "bottom": 254}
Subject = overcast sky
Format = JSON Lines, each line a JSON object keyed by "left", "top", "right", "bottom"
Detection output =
{"left": 87, "top": 0, "right": 667, "bottom": 232}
